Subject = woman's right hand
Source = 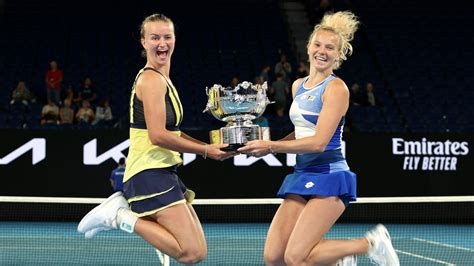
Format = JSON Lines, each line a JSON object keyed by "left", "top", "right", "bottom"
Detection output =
{"left": 206, "top": 144, "right": 238, "bottom": 161}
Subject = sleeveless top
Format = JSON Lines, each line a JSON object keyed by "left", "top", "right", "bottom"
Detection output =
{"left": 124, "top": 68, "right": 183, "bottom": 182}
{"left": 289, "top": 74, "right": 349, "bottom": 173}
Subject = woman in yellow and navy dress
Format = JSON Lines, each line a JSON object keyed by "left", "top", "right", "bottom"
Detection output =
{"left": 238, "top": 11, "right": 399, "bottom": 266}
{"left": 77, "top": 13, "right": 233, "bottom": 264}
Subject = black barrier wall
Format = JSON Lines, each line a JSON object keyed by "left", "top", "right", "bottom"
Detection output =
{"left": 0, "top": 129, "right": 472, "bottom": 198}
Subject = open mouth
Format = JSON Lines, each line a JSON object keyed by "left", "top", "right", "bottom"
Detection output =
{"left": 157, "top": 50, "right": 168, "bottom": 59}
{"left": 315, "top": 56, "right": 327, "bottom": 62}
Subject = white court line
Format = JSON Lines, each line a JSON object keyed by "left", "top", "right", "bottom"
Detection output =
{"left": 413, "top": 237, "right": 474, "bottom": 252}
{"left": 395, "top": 249, "right": 455, "bottom": 266}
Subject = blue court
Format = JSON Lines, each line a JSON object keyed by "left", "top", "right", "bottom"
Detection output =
{"left": 1, "top": 222, "right": 473, "bottom": 265}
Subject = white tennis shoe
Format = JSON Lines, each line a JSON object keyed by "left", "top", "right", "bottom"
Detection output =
{"left": 155, "top": 249, "right": 170, "bottom": 265}
{"left": 84, "top": 226, "right": 111, "bottom": 238}
{"left": 77, "top": 191, "right": 129, "bottom": 235}
{"left": 336, "top": 255, "right": 357, "bottom": 266}
{"left": 366, "top": 224, "right": 400, "bottom": 266}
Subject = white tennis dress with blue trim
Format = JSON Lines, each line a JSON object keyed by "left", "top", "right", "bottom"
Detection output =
{"left": 277, "top": 74, "right": 356, "bottom": 205}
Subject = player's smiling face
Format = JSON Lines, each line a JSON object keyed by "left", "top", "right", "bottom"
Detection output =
{"left": 307, "top": 30, "right": 340, "bottom": 72}
{"left": 141, "top": 21, "right": 175, "bottom": 66}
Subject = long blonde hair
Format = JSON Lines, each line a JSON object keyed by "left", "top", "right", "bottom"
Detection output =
{"left": 308, "top": 11, "right": 359, "bottom": 69}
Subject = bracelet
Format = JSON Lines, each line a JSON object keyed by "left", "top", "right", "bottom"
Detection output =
{"left": 268, "top": 145, "right": 275, "bottom": 154}
{"left": 203, "top": 145, "right": 208, "bottom": 159}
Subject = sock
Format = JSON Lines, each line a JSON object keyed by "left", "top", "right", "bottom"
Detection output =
{"left": 116, "top": 208, "right": 138, "bottom": 233}
{"left": 366, "top": 237, "right": 375, "bottom": 252}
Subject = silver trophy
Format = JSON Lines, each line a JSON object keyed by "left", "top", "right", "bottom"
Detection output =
{"left": 203, "top": 81, "right": 271, "bottom": 151}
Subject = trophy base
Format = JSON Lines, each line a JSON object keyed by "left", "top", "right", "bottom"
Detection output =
{"left": 220, "top": 143, "right": 245, "bottom": 151}
{"left": 209, "top": 126, "right": 270, "bottom": 151}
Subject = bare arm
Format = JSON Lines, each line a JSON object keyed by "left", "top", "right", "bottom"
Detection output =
{"left": 239, "top": 78, "right": 349, "bottom": 156}
{"left": 181, "top": 132, "right": 206, "bottom": 145}
{"left": 278, "top": 131, "right": 295, "bottom": 141}
{"left": 138, "top": 71, "right": 232, "bottom": 160}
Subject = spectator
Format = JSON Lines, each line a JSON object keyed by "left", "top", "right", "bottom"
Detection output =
{"left": 45, "top": 60, "right": 63, "bottom": 104}
{"left": 270, "top": 73, "right": 290, "bottom": 117}
{"left": 64, "top": 84, "right": 82, "bottom": 106}
{"left": 365, "top": 82, "right": 378, "bottom": 106}
{"left": 274, "top": 53, "right": 292, "bottom": 83}
{"left": 259, "top": 63, "right": 272, "bottom": 84}
{"left": 10, "top": 81, "right": 32, "bottom": 105}
{"left": 59, "top": 98, "right": 75, "bottom": 124}
{"left": 110, "top": 157, "right": 126, "bottom": 192}
{"left": 77, "top": 77, "right": 97, "bottom": 105}
{"left": 349, "top": 82, "right": 365, "bottom": 106}
{"left": 93, "top": 99, "right": 113, "bottom": 126}
{"left": 41, "top": 99, "right": 59, "bottom": 125}
{"left": 294, "top": 60, "right": 309, "bottom": 79}
{"left": 76, "top": 100, "right": 95, "bottom": 124}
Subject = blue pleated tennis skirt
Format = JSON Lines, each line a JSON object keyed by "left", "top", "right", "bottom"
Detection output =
{"left": 277, "top": 169, "right": 357, "bottom": 206}
{"left": 123, "top": 166, "right": 195, "bottom": 217}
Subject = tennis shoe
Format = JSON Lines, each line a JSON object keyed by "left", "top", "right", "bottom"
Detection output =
{"left": 77, "top": 191, "right": 129, "bottom": 235}
{"left": 84, "top": 226, "right": 112, "bottom": 238}
{"left": 365, "top": 224, "right": 400, "bottom": 266}
{"left": 155, "top": 249, "right": 169, "bottom": 265}
{"left": 336, "top": 255, "right": 357, "bottom": 266}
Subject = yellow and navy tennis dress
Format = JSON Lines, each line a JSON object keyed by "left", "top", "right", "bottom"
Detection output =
{"left": 123, "top": 67, "right": 194, "bottom": 217}
{"left": 277, "top": 74, "right": 356, "bottom": 206}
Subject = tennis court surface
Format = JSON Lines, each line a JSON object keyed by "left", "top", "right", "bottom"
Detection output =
{"left": 1, "top": 196, "right": 473, "bottom": 265}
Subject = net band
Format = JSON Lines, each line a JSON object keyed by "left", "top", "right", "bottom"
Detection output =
{"left": 1, "top": 195, "right": 473, "bottom": 204}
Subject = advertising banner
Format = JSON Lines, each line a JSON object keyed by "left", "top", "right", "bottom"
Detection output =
{"left": 0, "top": 130, "right": 472, "bottom": 198}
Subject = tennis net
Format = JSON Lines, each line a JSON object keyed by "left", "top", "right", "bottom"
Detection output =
{"left": 0, "top": 196, "right": 473, "bottom": 265}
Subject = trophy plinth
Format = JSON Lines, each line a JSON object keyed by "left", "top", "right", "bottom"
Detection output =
{"left": 204, "top": 81, "right": 271, "bottom": 151}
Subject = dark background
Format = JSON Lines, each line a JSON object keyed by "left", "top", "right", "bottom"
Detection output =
{"left": 1, "top": 0, "right": 473, "bottom": 199}
{"left": 1, "top": 130, "right": 472, "bottom": 198}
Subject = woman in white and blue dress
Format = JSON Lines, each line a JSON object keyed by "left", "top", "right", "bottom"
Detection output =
{"left": 238, "top": 11, "right": 399, "bottom": 266}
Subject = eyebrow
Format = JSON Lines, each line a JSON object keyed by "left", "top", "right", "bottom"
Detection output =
{"left": 150, "top": 33, "right": 173, "bottom": 37}
{"left": 314, "top": 40, "right": 336, "bottom": 47}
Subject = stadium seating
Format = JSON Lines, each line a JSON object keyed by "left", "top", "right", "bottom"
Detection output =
{"left": 0, "top": 0, "right": 472, "bottom": 133}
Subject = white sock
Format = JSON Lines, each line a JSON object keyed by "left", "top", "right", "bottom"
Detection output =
{"left": 116, "top": 208, "right": 138, "bottom": 233}
{"left": 367, "top": 237, "right": 375, "bottom": 251}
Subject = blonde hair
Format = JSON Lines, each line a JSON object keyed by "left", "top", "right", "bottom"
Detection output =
{"left": 308, "top": 11, "right": 359, "bottom": 69}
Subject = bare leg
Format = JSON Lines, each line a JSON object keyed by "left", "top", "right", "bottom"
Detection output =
{"left": 284, "top": 196, "right": 369, "bottom": 266}
{"left": 264, "top": 194, "right": 306, "bottom": 266}
{"left": 134, "top": 203, "right": 206, "bottom": 264}
{"left": 185, "top": 203, "right": 207, "bottom": 254}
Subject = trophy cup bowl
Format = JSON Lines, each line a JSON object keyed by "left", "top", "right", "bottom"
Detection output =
{"left": 204, "top": 81, "right": 271, "bottom": 151}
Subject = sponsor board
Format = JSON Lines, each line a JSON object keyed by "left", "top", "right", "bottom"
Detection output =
{"left": 0, "top": 130, "right": 472, "bottom": 197}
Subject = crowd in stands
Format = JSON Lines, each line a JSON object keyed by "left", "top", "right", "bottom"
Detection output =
{"left": 0, "top": 50, "right": 399, "bottom": 133}
{"left": 1, "top": 60, "right": 116, "bottom": 130}
{"left": 1, "top": 0, "right": 472, "bottom": 133}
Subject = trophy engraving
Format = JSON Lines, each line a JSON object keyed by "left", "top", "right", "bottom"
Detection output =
{"left": 203, "top": 81, "right": 271, "bottom": 151}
